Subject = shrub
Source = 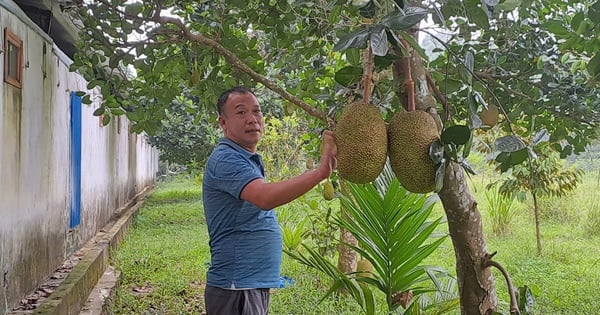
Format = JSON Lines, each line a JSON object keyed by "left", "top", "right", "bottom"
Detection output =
{"left": 584, "top": 200, "right": 600, "bottom": 237}
{"left": 485, "top": 187, "right": 515, "bottom": 236}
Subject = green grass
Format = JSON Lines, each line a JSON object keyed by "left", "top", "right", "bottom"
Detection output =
{"left": 108, "top": 173, "right": 600, "bottom": 315}
{"left": 425, "top": 172, "right": 600, "bottom": 315}
{"left": 109, "top": 176, "right": 209, "bottom": 314}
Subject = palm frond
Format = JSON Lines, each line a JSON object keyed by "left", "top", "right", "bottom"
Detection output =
{"left": 338, "top": 176, "right": 448, "bottom": 310}
{"left": 284, "top": 161, "right": 449, "bottom": 314}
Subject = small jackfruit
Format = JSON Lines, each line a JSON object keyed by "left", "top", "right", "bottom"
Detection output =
{"left": 322, "top": 180, "right": 335, "bottom": 200}
{"left": 356, "top": 259, "right": 373, "bottom": 277}
{"left": 480, "top": 104, "right": 499, "bottom": 127}
{"left": 188, "top": 69, "right": 201, "bottom": 87}
{"left": 285, "top": 102, "right": 295, "bottom": 115}
{"left": 305, "top": 157, "right": 314, "bottom": 170}
{"left": 334, "top": 101, "right": 387, "bottom": 184}
{"left": 388, "top": 110, "right": 440, "bottom": 193}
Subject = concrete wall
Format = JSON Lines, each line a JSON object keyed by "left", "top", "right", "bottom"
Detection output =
{"left": 0, "top": 2, "right": 158, "bottom": 313}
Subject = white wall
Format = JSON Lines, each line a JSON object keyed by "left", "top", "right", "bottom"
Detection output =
{"left": 0, "top": 2, "right": 158, "bottom": 313}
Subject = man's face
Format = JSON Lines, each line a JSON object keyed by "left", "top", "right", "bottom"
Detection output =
{"left": 218, "top": 92, "right": 264, "bottom": 153}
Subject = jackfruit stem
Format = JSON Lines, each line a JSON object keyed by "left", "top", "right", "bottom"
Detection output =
{"left": 405, "top": 79, "right": 415, "bottom": 111}
{"left": 362, "top": 41, "right": 374, "bottom": 102}
{"left": 400, "top": 39, "right": 415, "bottom": 112}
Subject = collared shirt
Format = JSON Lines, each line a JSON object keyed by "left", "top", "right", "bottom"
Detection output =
{"left": 202, "top": 138, "right": 282, "bottom": 289}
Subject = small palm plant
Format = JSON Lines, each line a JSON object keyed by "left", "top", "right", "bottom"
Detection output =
{"left": 285, "top": 163, "right": 450, "bottom": 314}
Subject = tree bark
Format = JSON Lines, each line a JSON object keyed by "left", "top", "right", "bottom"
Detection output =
{"left": 438, "top": 162, "right": 498, "bottom": 314}
{"left": 337, "top": 180, "right": 358, "bottom": 274}
{"left": 337, "top": 226, "right": 357, "bottom": 273}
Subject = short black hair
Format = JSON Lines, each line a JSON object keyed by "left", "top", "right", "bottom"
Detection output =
{"left": 216, "top": 86, "right": 256, "bottom": 115}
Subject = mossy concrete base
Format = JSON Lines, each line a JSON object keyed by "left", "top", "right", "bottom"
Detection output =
{"left": 79, "top": 266, "right": 121, "bottom": 315}
{"left": 30, "top": 187, "right": 153, "bottom": 315}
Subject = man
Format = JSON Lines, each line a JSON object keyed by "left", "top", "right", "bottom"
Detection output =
{"left": 202, "top": 86, "right": 337, "bottom": 315}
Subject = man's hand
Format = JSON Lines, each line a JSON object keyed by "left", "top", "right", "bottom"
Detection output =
{"left": 318, "top": 130, "right": 338, "bottom": 180}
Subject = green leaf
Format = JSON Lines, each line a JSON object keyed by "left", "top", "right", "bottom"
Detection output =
{"left": 463, "top": 52, "right": 474, "bottom": 85}
{"left": 93, "top": 107, "right": 105, "bottom": 116}
{"left": 517, "top": 286, "right": 535, "bottom": 313}
{"left": 75, "top": 91, "right": 86, "bottom": 97}
{"left": 462, "top": 129, "right": 473, "bottom": 158}
{"left": 380, "top": 8, "right": 428, "bottom": 30}
{"left": 370, "top": 26, "right": 389, "bottom": 56}
{"left": 560, "top": 145, "right": 573, "bottom": 158}
{"left": 435, "top": 162, "right": 445, "bottom": 192}
{"left": 441, "top": 125, "right": 471, "bottom": 146}
{"left": 570, "top": 12, "right": 584, "bottom": 32}
{"left": 111, "top": 108, "right": 126, "bottom": 115}
{"left": 397, "top": 31, "right": 429, "bottom": 60}
{"left": 374, "top": 54, "right": 398, "bottom": 70}
{"left": 495, "top": 135, "right": 526, "bottom": 152}
{"left": 333, "top": 27, "right": 372, "bottom": 51}
{"left": 589, "top": 1, "right": 600, "bottom": 23}
{"left": 82, "top": 95, "right": 92, "bottom": 105}
{"left": 439, "top": 78, "right": 464, "bottom": 94}
{"left": 495, "top": 151, "right": 510, "bottom": 163}
{"left": 102, "top": 114, "right": 111, "bottom": 126}
{"left": 544, "top": 20, "right": 570, "bottom": 37}
{"left": 334, "top": 66, "right": 363, "bottom": 87}
{"left": 346, "top": 48, "right": 361, "bottom": 65}
{"left": 124, "top": 3, "right": 144, "bottom": 16}
{"left": 587, "top": 53, "right": 600, "bottom": 77}
{"left": 385, "top": 28, "right": 402, "bottom": 47}
{"left": 495, "top": 0, "right": 522, "bottom": 11}
{"left": 509, "top": 148, "right": 529, "bottom": 166}
{"left": 359, "top": 0, "right": 376, "bottom": 18}
{"left": 466, "top": 6, "right": 490, "bottom": 29}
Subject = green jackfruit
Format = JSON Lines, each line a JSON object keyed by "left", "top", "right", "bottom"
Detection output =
{"left": 322, "top": 180, "right": 335, "bottom": 200}
{"left": 480, "top": 104, "right": 499, "bottom": 127}
{"left": 387, "top": 110, "right": 439, "bottom": 193}
{"left": 334, "top": 101, "right": 388, "bottom": 184}
{"left": 305, "top": 157, "right": 314, "bottom": 170}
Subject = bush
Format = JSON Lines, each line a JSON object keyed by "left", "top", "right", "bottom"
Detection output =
{"left": 584, "top": 200, "right": 600, "bottom": 237}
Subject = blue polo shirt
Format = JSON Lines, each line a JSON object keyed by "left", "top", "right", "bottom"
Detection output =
{"left": 202, "top": 138, "right": 282, "bottom": 289}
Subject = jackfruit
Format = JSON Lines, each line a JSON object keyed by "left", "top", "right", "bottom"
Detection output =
{"left": 480, "top": 104, "right": 499, "bottom": 127}
{"left": 334, "top": 101, "right": 387, "bottom": 184}
{"left": 305, "top": 157, "right": 314, "bottom": 170}
{"left": 356, "top": 259, "right": 373, "bottom": 277}
{"left": 322, "top": 180, "right": 335, "bottom": 200}
{"left": 188, "top": 69, "right": 201, "bottom": 87}
{"left": 387, "top": 110, "right": 439, "bottom": 193}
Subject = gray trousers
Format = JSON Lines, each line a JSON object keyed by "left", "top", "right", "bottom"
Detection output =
{"left": 204, "top": 286, "right": 270, "bottom": 315}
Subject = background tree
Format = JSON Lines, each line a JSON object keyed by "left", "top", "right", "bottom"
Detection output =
{"left": 490, "top": 132, "right": 584, "bottom": 254}
{"left": 146, "top": 95, "right": 220, "bottom": 169}
{"left": 70, "top": 0, "right": 600, "bottom": 313}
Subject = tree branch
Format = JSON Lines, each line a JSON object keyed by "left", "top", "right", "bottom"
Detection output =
{"left": 425, "top": 71, "right": 450, "bottom": 121}
{"left": 482, "top": 252, "right": 520, "bottom": 315}
{"left": 155, "top": 16, "right": 331, "bottom": 126}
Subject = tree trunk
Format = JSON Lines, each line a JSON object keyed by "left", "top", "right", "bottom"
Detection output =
{"left": 532, "top": 192, "right": 542, "bottom": 255}
{"left": 438, "top": 162, "right": 498, "bottom": 314}
{"left": 337, "top": 226, "right": 357, "bottom": 273}
{"left": 337, "top": 180, "right": 357, "bottom": 274}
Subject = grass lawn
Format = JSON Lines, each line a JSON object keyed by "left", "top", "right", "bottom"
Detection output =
{"left": 108, "top": 172, "right": 600, "bottom": 314}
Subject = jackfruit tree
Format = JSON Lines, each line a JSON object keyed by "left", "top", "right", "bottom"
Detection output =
{"left": 70, "top": 0, "right": 600, "bottom": 313}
